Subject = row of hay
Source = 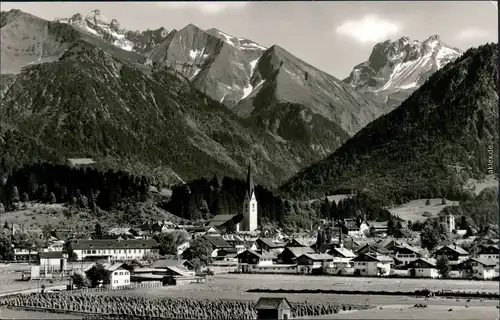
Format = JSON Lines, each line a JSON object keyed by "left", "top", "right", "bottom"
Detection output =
{"left": 0, "top": 292, "right": 372, "bottom": 319}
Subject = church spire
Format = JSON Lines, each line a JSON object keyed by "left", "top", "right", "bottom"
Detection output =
{"left": 247, "top": 161, "right": 254, "bottom": 197}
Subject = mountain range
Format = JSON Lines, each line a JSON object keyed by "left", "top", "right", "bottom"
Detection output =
{"left": 281, "top": 43, "right": 498, "bottom": 203}
{"left": 1, "top": 8, "right": 481, "bottom": 191}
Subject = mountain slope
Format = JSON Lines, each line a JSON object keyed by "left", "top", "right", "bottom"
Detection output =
{"left": 1, "top": 9, "right": 148, "bottom": 74}
{"left": 344, "top": 35, "right": 462, "bottom": 108}
{"left": 280, "top": 44, "right": 498, "bottom": 202}
{"left": 0, "top": 33, "right": 342, "bottom": 187}
{"left": 150, "top": 24, "right": 266, "bottom": 108}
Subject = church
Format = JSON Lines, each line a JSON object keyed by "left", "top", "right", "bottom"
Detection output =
{"left": 206, "top": 163, "right": 259, "bottom": 233}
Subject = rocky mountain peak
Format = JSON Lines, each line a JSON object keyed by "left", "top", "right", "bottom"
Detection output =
{"left": 344, "top": 35, "right": 462, "bottom": 108}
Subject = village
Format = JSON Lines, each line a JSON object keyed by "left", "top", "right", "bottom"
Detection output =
{"left": 1, "top": 165, "right": 498, "bottom": 293}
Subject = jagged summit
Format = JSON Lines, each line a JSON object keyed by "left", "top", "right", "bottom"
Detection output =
{"left": 344, "top": 35, "right": 463, "bottom": 108}
{"left": 53, "top": 9, "right": 169, "bottom": 53}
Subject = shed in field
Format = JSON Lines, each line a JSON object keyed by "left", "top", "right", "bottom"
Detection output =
{"left": 255, "top": 297, "right": 292, "bottom": 320}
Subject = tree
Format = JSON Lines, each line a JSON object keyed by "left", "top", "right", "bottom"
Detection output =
{"left": 420, "top": 220, "right": 450, "bottom": 251}
{"left": 185, "top": 237, "right": 213, "bottom": 266}
{"left": 420, "top": 223, "right": 442, "bottom": 251}
{"left": 143, "top": 251, "right": 159, "bottom": 265}
{"left": 436, "top": 256, "right": 451, "bottom": 278}
{"left": 154, "top": 230, "right": 190, "bottom": 256}
{"left": 21, "top": 192, "right": 29, "bottom": 203}
{"left": 94, "top": 223, "right": 103, "bottom": 239}
{"left": 85, "top": 263, "right": 111, "bottom": 288}
{"left": 0, "top": 234, "right": 14, "bottom": 261}
{"left": 320, "top": 198, "right": 330, "bottom": 220}
{"left": 11, "top": 186, "right": 19, "bottom": 203}
{"left": 71, "top": 271, "right": 89, "bottom": 289}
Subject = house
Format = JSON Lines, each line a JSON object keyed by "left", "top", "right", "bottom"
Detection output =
{"left": 203, "top": 235, "right": 234, "bottom": 257}
{"left": 355, "top": 244, "right": 392, "bottom": 256}
{"left": 408, "top": 258, "right": 439, "bottom": 278}
{"left": 341, "top": 219, "right": 369, "bottom": 237}
{"left": 327, "top": 246, "right": 357, "bottom": 260}
{"left": 152, "top": 259, "right": 195, "bottom": 271}
{"left": 222, "top": 234, "right": 247, "bottom": 253}
{"left": 207, "top": 214, "right": 244, "bottom": 232}
{"left": 39, "top": 251, "right": 67, "bottom": 271}
{"left": 179, "top": 225, "right": 219, "bottom": 237}
{"left": 256, "top": 238, "right": 285, "bottom": 254}
{"left": 369, "top": 222, "right": 389, "bottom": 236}
{"left": 285, "top": 238, "right": 307, "bottom": 248}
{"left": 237, "top": 250, "right": 275, "bottom": 273}
{"left": 392, "top": 244, "right": 421, "bottom": 266}
{"left": 105, "top": 263, "right": 131, "bottom": 288}
{"left": 277, "top": 247, "right": 315, "bottom": 264}
{"left": 40, "top": 240, "right": 65, "bottom": 252}
{"left": 459, "top": 258, "right": 497, "bottom": 280}
{"left": 432, "top": 244, "right": 469, "bottom": 263}
{"left": 237, "top": 250, "right": 275, "bottom": 266}
{"left": 255, "top": 297, "right": 292, "bottom": 320}
{"left": 69, "top": 239, "right": 159, "bottom": 261}
{"left": 351, "top": 252, "right": 393, "bottom": 276}
{"left": 476, "top": 244, "right": 499, "bottom": 267}
{"left": 296, "top": 253, "right": 334, "bottom": 274}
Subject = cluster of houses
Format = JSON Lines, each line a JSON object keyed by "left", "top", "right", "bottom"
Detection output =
{"left": 5, "top": 216, "right": 500, "bottom": 282}
{"left": 192, "top": 233, "right": 499, "bottom": 280}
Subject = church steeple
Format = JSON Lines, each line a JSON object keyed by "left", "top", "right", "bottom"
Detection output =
{"left": 246, "top": 162, "right": 254, "bottom": 197}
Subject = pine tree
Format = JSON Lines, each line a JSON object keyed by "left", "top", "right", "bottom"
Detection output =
{"left": 11, "top": 186, "right": 19, "bottom": 203}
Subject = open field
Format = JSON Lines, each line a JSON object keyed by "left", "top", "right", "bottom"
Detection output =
{"left": 466, "top": 175, "right": 498, "bottom": 195}
{"left": 306, "top": 305, "right": 499, "bottom": 320}
{"left": 90, "top": 274, "right": 499, "bottom": 304}
{"left": 388, "top": 198, "right": 460, "bottom": 222}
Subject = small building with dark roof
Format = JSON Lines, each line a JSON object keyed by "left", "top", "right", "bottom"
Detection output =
{"left": 255, "top": 297, "right": 292, "bottom": 320}
{"left": 278, "top": 247, "right": 315, "bottom": 264}
{"left": 256, "top": 238, "right": 285, "bottom": 254}
{"left": 431, "top": 244, "right": 469, "bottom": 263}
{"left": 408, "top": 258, "right": 438, "bottom": 278}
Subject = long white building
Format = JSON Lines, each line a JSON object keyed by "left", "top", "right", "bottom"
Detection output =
{"left": 69, "top": 239, "right": 159, "bottom": 262}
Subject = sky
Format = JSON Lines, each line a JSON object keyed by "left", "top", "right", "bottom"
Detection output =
{"left": 1, "top": 1, "right": 498, "bottom": 78}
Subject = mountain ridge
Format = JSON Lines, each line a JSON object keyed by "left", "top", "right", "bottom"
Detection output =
{"left": 280, "top": 43, "right": 498, "bottom": 203}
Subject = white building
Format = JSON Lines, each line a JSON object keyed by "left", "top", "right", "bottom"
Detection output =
{"left": 351, "top": 253, "right": 393, "bottom": 276}
{"left": 69, "top": 239, "right": 159, "bottom": 261}
{"left": 461, "top": 258, "right": 497, "bottom": 280}
{"left": 477, "top": 244, "right": 499, "bottom": 268}
{"left": 408, "top": 258, "right": 439, "bottom": 278}
{"left": 39, "top": 251, "right": 67, "bottom": 270}
{"left": 105, "top": 263, "right": 131, "bottom": 288}
{"left": 393, "top": 244, "right": 421, "bottom": 266}
{"left": 240, "top": 163, "right": 258, "bottom": 232}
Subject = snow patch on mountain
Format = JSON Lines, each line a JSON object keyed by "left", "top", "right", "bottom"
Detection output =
{"left": 206, "top": 28, "right": 267, "bottom": 52}
{"left": 344, "top": 35, "right": 462, "bottom": 107}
